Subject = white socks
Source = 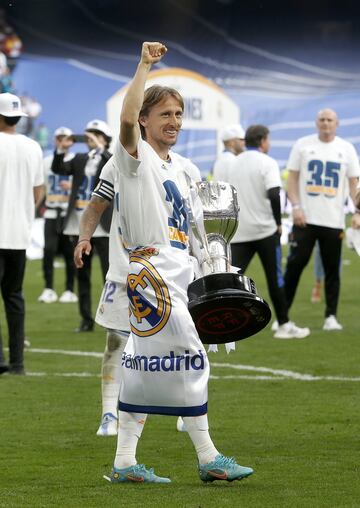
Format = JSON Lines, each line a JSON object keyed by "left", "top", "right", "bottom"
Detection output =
{"left": 114, "top": 411, "right": 148, "bottom": 469}
{"left": 101, "top": 329, "right": 128, "bottom": 416}
{"left": 183, "top": 414, "right": 219, "bottom": 465}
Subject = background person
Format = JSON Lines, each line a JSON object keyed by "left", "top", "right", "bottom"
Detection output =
{"left": 0, "top": 92, "right": 43, "bottom": 375}
{"left": 51, "top": 119, "right": 112, "bottom": 332}
{"left": 38, "top": 126, "right": 78, "bottom": 304}
{"left": 228, "top": 124, "right": 309, "bottom": 339}
{"left": 284, "top": 108, "right": 360, "bottom": 330}
{"left": 212, "top": 123, "right": 245, "bottom": 182}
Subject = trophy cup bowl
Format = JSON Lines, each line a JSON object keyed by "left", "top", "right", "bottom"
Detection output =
{"left": 187, "top": 181, "right": 271, "bottom": 344}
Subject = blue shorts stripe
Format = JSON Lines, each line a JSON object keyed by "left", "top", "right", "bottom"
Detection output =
{"left": 118, "top": 401, "right": 208, "bottom": 416}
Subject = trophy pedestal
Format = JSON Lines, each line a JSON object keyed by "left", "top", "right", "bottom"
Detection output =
{"left": 188, "top": 272, "right": 271, "bottom": 344}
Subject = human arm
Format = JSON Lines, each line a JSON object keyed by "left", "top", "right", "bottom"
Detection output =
{"left": 74, "top": 195, "right": 110, "bottom": 268}
{"left": 120, "top": 41, "right": 167, "bottom": 157}
{"left": 34, "top": 184, "right": 45, "bottom": 209}
{"left": 51, "top": 136, "right": 75, "bottom": 175}
{"left": 349, "top": 177, "right": 360, "bottom": 229}
{"left": 287, "top": 170, "right": 306, "bottom": 227}
{"left": 267, "top": 186, "right": 282, "bottom": 235}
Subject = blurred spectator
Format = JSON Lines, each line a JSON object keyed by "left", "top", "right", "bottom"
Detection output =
{"left": 0, "top": 25, "right": 22, "bottom": 72}
{"left": 284, "top": 108, "right": 360, "bottom": 331}
{"left": 0, "top": 66, "right": 14, "bottom": 93}
{"left": 17, "top": 94, "right": 42, "bottom": 137}
{"left": 38, "top": 126, "right": 78, "bottom": 305}
{"left": 213, "top": 124, "right": 245, "bottom": 182}
{"left": 35, "top": 122, "right": 49, "bottom": 149}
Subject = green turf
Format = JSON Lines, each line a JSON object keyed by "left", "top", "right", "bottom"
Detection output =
{"left": 0, "top": 245, "right": 359, "bottom": 508}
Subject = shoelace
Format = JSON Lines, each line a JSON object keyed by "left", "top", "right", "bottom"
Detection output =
{"left": 215, "top": 455, "right": 237, "bottom": 467}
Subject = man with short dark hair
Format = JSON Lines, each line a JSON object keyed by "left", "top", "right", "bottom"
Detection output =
{"left": 0, "top": 92, "right": 44, "bottom": 374}
{"left": 227, "top": 124, "right": 310, "bottom": 339}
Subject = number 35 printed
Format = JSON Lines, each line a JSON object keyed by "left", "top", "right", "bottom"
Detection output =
{"left": 306, "top": 160, "right": 341, "bottom": 197}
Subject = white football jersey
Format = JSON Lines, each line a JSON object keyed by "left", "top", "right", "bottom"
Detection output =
{"left": 0, "top": 133, "right": 43, "bottom": 249}
{"left": 287, "top": 134, "right": 360, "bottom": 229}
{"left": 114, "top": 138, "right": 191, "bottom": 251}
{"left": 213, "top": 150, "right": 236, "bottom": 182}
{"left": 227, "top": 149, "right": 282, "bottom": 243}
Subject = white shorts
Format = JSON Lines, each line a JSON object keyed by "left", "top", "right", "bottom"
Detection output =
{"left": 119, "top": 246, "right": 209, "bottom": 417}
{"left": 95, "top": 280, "right": 130, "bottom": 332}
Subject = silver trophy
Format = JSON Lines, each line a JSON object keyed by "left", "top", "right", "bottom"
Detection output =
{"left": 187, "top": 181, "right": 271, "bottom": 344}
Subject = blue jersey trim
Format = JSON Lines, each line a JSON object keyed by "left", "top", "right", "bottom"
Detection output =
{"left": 118, "top": 401, "right": 208, "bottom": 416}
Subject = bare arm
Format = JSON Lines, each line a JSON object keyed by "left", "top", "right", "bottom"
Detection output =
{"left": 349, "top": 177, "right": 360, "bottom": 229}
{"left": 120, "top": 42, "right": 167, "bottom": 156}
{"left": 74, "top": 195, "right": 110, "bottom": 268}
{"left": 287, "top": 170, "right": 306, "bottom": 227}
{"left": 34, "top": 184, "right": 45, "bottom": 209}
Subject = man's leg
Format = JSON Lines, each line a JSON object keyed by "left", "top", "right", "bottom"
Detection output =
{"left": 1, "top": 250, "right": 26, "bottom": 373}
{"left": 318, "top": 226, "right": 343, "bottom": 320}
{"left": 284, "top": 225, "right": 316, "bottom": 310}
{"left": 76, "top": 241, "right": 93, "bottom": 330}
{"left": 231, "top": 241, "right": 256, "bottom": 273}
{"left": 92, "top": 237, "right": 109, "bottom": 282}
{"left": 97, "top": 329, "right": 129, "bottom": 436}
{"left": 38, "top": 219, "right": 58, "bottom": 303}
{"left": 59, "top": 230, "right": 77, "bottom": 293}
{"left": 0, "top": 253, "right": 8, "bottom": 372}
{"left": 184, "top": 414, "right": 253, "bottom": 482}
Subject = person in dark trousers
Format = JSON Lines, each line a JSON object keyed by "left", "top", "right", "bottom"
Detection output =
{"left": 38, "top": 126, "right": 78, "bottom": 304}
{"left": 227, "top": 124, "right": 310, "bottom": 339}
{"left": 51, "top": 119, "right": 113, "bottom": 332}
{"left": 0, "top": 93, "right": 44, "bottom": 374}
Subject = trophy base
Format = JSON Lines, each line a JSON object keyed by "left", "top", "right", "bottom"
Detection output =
{"left": 188, "top": 272, "right": 271, "bottom": 344}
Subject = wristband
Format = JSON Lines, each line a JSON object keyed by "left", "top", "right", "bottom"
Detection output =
{"left": 292, "top": 204, "right": 302, "bottom": 210}
{"left": 77, "top": 239, "right": 91, "bottom": 245}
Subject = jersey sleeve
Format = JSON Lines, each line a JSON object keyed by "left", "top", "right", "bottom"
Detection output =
{"left": 345, "top": 142, "right": 360, "bottom": 178}
{"left": 262, "top": 156, "right": 282, "bottom": 190}
{"left": 92, "top": 158, "right": 115, "bottom": 201}
{"left": 113, "top": 138, "right": 142, "bottom": 177}
{"left": 287, "top": 140, "right": 302, "bottom": 172}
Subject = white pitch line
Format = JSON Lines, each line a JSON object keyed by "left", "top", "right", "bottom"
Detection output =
{"left": 24, "top": 348, "right": 360, "bottom": 381}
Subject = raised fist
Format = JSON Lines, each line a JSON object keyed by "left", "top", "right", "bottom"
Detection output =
{"left": 141, "top": 42, "right": 167, "bottom": 65}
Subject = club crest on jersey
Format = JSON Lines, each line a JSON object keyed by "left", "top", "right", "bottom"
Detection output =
{"left": 127, "top": 255, "right": 171, "bottom": 337}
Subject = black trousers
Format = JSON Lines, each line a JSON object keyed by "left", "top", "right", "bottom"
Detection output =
{"left": 71, "top": 236, "right": 109, "bottom": 325}
{"left": 43, "top": 217, "right": 75, "bottom": 291}
{"left": 231, "top": 232, "right": 289, "bottom": 325}
{"left": 0, "top": 249, "right": 26, "bottom": 369}
{"left": 284, "top": 224, "right": 343, "bottom": 318}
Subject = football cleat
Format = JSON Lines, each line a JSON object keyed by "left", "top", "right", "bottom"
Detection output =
{"left": 59, "top": 290, "right": 78, "bottom": 303}
{"left": 38, "top": 288, "right": 58, "bottom": 303}
{"left": 199, "top": 454, "right": 253, "bottom": 483}
{"left": 96, "top": 412, "right": 118, "bottom": 436}
{"left": 103, "top": 464, "right": 171, "bottom": 483}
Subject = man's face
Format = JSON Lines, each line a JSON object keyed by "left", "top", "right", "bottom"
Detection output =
{"left": 86, "top": 130, "right": 106, "bottom": 149}
{"left": 316, "top": 109, "right": 338, "bottom": 140}
{"left": 261, "top": 135, "right": 270, "bottom": 154}
{"left": 140, "top": 96, "right": 183, "bottom": 149}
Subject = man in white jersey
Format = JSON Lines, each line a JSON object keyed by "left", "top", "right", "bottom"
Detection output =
{"left": 213, "top": 124, "right": 245, "bottom": 182}
{"left": 38, "top": 127, "right": 77, "bottom": 304}
{"left": 52, "top": 120, "right": 113, "bottom": 332}
{"left": 98, "top": 42, "right": 253, "bottom": 485}
{"left": 284, "top": 109, "right": 360, "bottom": 330}
{"left": 0, "top": 93, "right": 43, "bottom": 375}
{"left": 228, "top": 125, "right": 310, "bottom": 339}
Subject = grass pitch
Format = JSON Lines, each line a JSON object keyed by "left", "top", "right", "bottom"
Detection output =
{"left": 0, "top": 246, "right": 359, "bottom": 508}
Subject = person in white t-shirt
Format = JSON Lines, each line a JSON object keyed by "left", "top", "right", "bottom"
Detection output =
{"left": 284, "top": 108, "right": 360, "bottom": 331}
{"left": 228, "top": 124, "right": 310, "bottom": 339}
{"left": 0, "top": 93, "right": 44, "bottom": 375}
{"left": 38, "top": 127, "right": 78, "bottom": 305}
{"left": 88, "top": 42, "right": 253, "bottom": 485}
{"left": 213, "top": 124, "right": 245, "bottom": 182}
